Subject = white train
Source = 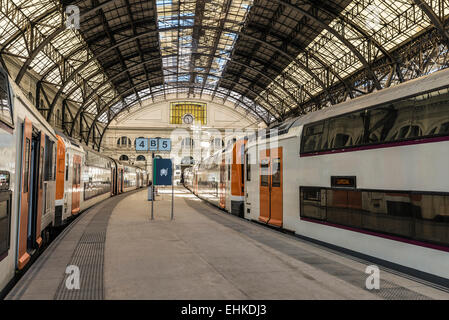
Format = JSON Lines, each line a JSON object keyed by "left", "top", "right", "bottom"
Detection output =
{"left": 0, "top": 70, "right": 148, "bottom": 296}
{"left": 187, "top": 67, "right": 449, "bottom": 283}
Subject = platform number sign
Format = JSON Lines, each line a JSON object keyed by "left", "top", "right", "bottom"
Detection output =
{"left": 159, "top": 139, "right": 171, "bottom": 151}
{"left": 135, "top": 138, "right": 148, "bottom": 151}
{"left": 149, "top": 138, "right": 158, "bottom": 151}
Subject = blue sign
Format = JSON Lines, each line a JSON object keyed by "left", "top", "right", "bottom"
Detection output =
{"left": 135, "top": 138, "right": 148, "bottom": 151}
{"left": 153, "top": 159, "right": 173, "bottom": 186}
{"left": 159, "top": 138, "right": 171, "bottom": 151}
{"left": 149, "top": 138, "right": 158, "bottom": 151}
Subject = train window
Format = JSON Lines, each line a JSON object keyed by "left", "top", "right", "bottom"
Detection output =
{"left": 327, "top": 112, "right": 363, "bottom": 149}
{"left": 300, "top": 187, "right": 326, "bottom": 220}
{"left": 246, "top": 154, "right": 251, "bottom": 182}
{"left": 53, "top": 144, "right": 57, "bottom": 181}
{"left": 301, "top": 122, "right": 324, "bottom": 153}
{"left": 413, "top": 194, "right": 449, "bottom": 246}
{"left": 272, "top": 158, "right": 281, "bottom": 187}
{"left": 44, "top": 137, "right": 54, "bottom": 181}
{"left": 39, "top": 147, "right": 44, "bottom": 189}
{"left": 83, "top": 164, "right": 112, "bottom": 201}
{"left": 260, "top": 162, "right": 269, "bottom": 187}
{"left": 65, "top": 157, "right": 69, "bottom": 181}
{"left": 326, "top": 190, "right": 363, "bottom": 229}
{"left": 73, "top": 163, "right": 81, "bottom": 185}
{"left": 398, "top": 126, "right": 411, "bottom": 139}
{"left": 24, "top": 138, "right": 30, "bottom": 193}
{"left": 334, "top": 134, "right": 350, "bottom": 148}
{"left": 365, "top": 105, "right": 401, "bottom": 143}
{"left": 0, "top": 192, "right": 11, "bottom": 259}
{"left": 0, "top": 68, "right": 13, "bottom": 128}
{"left": 301, "top": 188, "right": 449, "bottom": 248}
{"left": 301, "top": 86, "right": 449, "bottom": 155}
{"left": 440, "top": 122, "right": 449, "bottom": 134}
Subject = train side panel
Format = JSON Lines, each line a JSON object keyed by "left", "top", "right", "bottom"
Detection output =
{"left": 0, "top": 76, "right": 58, "bottom": 292}
{"left": 80, "top": 149, "right": 113, "bottom": 211}
{"left": 0, "top": 113, "right": 17, "bottom": 293}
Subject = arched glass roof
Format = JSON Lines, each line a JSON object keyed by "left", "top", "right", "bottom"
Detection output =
{"left": 0, "top": 0, "right": 448, "bottom": 147}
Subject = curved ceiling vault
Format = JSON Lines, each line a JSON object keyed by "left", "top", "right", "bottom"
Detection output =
{"left": 0, "top": 0, "right": 448, "bottom": 150}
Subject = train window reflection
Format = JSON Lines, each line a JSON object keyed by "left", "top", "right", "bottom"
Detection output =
{"left": 24, "top": 138, "right": 30, "bottom": 193}
{"left": 0, "top": 199, "right": 10, "bottom": 257}
{"left": 0, "top": 69, "right": 13, "bottom": 128}
{"left": 414, "top": 194, "right": 449, "bottom": 245}
{"left": 272, "top": 159, "right": 281, "bottom": 188}
{"left": 301, "top": 188, "right": 326, "bottom": 220}
{"left": 301, "top": 86, "right": 449, "bottom": 155}
{"left": 300, "top": 187, "right": 449, "bottom": 247}
{"left": 302, "top": 122, "right": 324, "bottom": 153}
{"left": 260, "top": 162, "right": 269, "bottom": 187}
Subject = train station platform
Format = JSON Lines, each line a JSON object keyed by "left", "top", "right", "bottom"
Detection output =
{"left": 6, "top": 188, "right": 449, "bottom": 300}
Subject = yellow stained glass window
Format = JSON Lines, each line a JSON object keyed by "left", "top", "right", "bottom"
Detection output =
{"left": 170, "top": 102, "right": 207, "bottom": 125}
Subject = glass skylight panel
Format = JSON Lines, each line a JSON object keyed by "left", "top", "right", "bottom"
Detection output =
{"left": 0, "top": 18, "right": 18, "bottom": 45}
{"left": 71, "top": 88, "right": 84, "bottom": 104}
{"left": 156, "top": 0, "right": 252, "bottom": 91}
{"left": 98, "top": 112, "right": 108, "bottom": 123}
{"left": 46, "top": 68, "right": 62, "bottom": 85}
{"left": 257, "top": 0, "right": 440, "bottom": 113}
{"left": 6, "top": 36, "right": 27, "bottom": 58}
{"left": 85, "top": 101, "right": 98, "bottom": 114}
{"left": 0, "top": 0, "right": 120, "bottom": 118}
{"left": 6, "top": 0, "right": 437, "bottom": 125}
{"left": 14, "top": 0, "right": 53, "bottom": 20}
{"left": 30, "top": 52, "right": 54, "bottom": 74}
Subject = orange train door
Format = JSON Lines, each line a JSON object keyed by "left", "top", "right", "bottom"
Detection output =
{"left": 269, "top": 148, "right": 283, "bottom": 227}
{"left": 259, "top": 147, "right": 283, "bottom": 227}
{"left": 55, "top": 136, "right": 66, "bottom": 226}
{"left": 72, "top": 155, "right": 81, "bottom": 215}
{"left": 259, "top": 150, "right": 270, "bottom": 224}
{"left": 18, "top": 118, "right": 32, "bottom": 269}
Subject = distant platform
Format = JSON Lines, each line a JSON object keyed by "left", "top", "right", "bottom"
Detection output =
{"left": 6, "top": 188, "right": 449, "bottom": 300}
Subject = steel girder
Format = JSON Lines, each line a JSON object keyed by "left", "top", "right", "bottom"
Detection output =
{"left": 1, "top": 0, "right": 449, "bottom": 150}
{"left": 94, "top": 83, "right": 270, "bottom": 151}
{"left": 79, "top": 70, "right": 285, "bottom": 139}
{"left": 269, "top": 0, "right": 382, "bottom": 90}
{"left": 42, "top": 26, "right": 333, "bottom": 124}
{"left": 283, "top": 27, "right": 449, "bottom": 119}
{"left": 64, "top": 52, "right": 303, "bottom": 135}
{"left": 14, "top": 0, "right": 124, "bottom": 85}
{"left": 413, "top": 0, "right": 449, "bottom": 47}
{"left": 70, "top": 76, "right": 278, "bottom": 142}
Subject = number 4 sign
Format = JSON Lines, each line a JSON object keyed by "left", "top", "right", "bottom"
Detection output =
{"left": 135, "top": 138, "right": 148, "bottom": 151}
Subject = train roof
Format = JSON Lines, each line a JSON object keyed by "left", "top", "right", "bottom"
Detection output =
{"left": 54, "top": 130, "right": 85, "bottom": 152}
{"left": 117, "top": 160, "right": 147, "bottom": 172}
{"left": 285, "top": 67, "right": 449, "bottom": 129}
{"left": 14, "top": 87, "right": 57, "bottom": 141}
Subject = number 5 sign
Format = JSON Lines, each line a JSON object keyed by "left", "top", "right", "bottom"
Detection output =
{"left": 159, "top": 139, "right": 171, "bottom": 151}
